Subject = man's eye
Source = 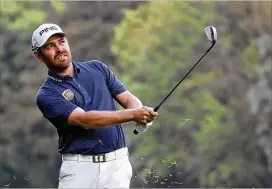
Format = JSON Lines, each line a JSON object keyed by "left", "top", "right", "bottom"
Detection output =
{"left": 60, "top": 40, "right": 65, "bottom": 44}
{"left": 46, "top": 44, "right": 53, "bottom": 49}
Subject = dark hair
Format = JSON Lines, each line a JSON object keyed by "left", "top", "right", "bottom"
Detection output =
{"left": 37, "top": 48, "right": 43, "bottom": 56}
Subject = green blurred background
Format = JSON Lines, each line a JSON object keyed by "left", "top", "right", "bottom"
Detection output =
{"left": 0, "top": 1, "right": 271, "bottom": 188}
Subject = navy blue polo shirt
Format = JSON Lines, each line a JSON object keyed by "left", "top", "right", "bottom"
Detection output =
{"left": 36, "top": 60, "right": 127, "bottom": 155}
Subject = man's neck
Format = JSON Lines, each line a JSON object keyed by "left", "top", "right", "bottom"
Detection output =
{"left": 50, "top": 62, "right": 74, "bottom": 77}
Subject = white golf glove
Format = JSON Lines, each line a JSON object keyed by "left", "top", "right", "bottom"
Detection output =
{"left": 135, "top": 121, "right": 153, "bottom": 133}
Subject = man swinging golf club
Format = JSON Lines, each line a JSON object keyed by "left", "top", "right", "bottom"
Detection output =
{"left": 32, "top": 23, "right": 158, "bottom": 188}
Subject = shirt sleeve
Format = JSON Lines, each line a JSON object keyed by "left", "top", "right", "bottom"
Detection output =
{"left": 92, "top": 60, "right": 127, "bottom": 97}
{"left": 36, "top": 89, "right": 78, "bottom": 128}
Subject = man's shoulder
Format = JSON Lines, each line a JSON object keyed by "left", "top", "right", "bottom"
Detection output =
{"left": 74, "top": 59, "right": 105, "bottom": 65}
{"left": 36, "top": 80, "right": 59, "bottom": 100}
{"left": 74, "top": 60, "right": 107, "bottom": 70}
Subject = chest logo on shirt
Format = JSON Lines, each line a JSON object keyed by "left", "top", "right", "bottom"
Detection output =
{"left": 62, "top": 89, "right": 74, "bottom": 100}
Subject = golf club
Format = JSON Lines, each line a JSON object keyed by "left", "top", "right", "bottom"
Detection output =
{"left": 134, "top": 26, "right": 217, "bottom": 135}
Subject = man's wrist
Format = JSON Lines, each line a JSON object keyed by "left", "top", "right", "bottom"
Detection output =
{"left": 126, "top": 109, "right": 137, "bottom": 122}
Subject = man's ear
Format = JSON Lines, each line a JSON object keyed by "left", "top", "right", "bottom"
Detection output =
{"left": 33, "top": 50, "right": 44, "bottom": 63}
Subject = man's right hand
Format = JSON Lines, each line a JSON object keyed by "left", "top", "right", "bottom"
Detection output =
{"left": 133, "top": 106, "right": 158, "bottom": 125}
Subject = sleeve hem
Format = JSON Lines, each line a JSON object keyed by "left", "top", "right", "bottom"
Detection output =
{"left": 111, "top": 86, "right": 127, "bottom": 97}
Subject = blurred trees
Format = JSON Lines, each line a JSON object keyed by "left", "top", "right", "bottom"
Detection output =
{"left": 0, "top": 1, "right": 143, "bottom": 187}
{"left": 0, "top": 2, "right": 58, "bottom": 187}
{"left": 51, "top": 1, "right": 141, "bottom": 68}
{"left": 112, "top": 1, "right": 272, "bottom": 187}
{"left": 0, "top": 1, "right": 271, "bottom": 187}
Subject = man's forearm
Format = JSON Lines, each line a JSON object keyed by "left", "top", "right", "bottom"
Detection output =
{"left": 125, "top": 94, "right": 143, "bottom": 109}
{"left": 69, "top": 92, "right": 149, "bottom": 129}
{"left": 75, "top": 109, "right": 137, "bottom": 129}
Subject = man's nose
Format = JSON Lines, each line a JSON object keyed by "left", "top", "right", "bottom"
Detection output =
{"left": 55, "top": 43, "right": 63, "bottom": 52}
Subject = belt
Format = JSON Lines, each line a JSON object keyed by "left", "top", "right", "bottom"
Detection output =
{"left": 62, "top": 147, "right": 129, "bottom": 163}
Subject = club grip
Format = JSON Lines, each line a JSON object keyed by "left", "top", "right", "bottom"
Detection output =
{"left": 133, "top": 107, "right": 158, "bottom": 135}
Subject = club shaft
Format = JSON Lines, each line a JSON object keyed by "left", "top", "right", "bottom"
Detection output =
{"left": 134, "top": 41, "right": 215, "bottom": 135}
{"left": 154, "top": 42, "right": 215, "bottom": 112}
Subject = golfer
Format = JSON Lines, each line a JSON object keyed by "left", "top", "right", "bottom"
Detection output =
{"left": 32, "top": 23, "right": 158, "bottom": 188}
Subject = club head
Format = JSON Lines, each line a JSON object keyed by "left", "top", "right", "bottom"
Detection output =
{"left": 204, "top": 26, "right": 217, "bottom": 43}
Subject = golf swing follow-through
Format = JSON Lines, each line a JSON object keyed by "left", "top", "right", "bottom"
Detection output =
{"left": 32, "top": 22, "right": 216, "bottom": 188}
{"left": 134, "top": 26, "right": 218, "bottom": 135}
{"left": 32, "top": 23, "right": 158, "bottom": 188}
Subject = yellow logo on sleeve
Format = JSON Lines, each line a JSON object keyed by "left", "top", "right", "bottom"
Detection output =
{"left": 62, "top": 89, "right": 74, "bottom": 100}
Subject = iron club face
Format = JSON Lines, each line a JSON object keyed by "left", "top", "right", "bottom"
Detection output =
{"left": 204, "top": 26, "right": 217, "bottom": 43}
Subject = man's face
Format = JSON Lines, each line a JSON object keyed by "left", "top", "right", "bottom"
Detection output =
{"left": 34, "top": 34, "right": 72, "bottom": 72}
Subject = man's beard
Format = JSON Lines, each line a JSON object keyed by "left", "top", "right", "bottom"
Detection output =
{"left": 47, "top": 61, "right": 70, "bottom": 73}
{"left": 42, "top": 53, "right": 71, "bottom": 73}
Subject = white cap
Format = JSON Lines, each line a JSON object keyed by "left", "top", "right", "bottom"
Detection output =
{"left": 31, "top": 23, "right": 66, "bottom": 51}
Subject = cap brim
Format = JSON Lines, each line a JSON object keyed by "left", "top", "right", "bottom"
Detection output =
{"left": 38, "top": 31, "right": 66, "bottom": 49}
